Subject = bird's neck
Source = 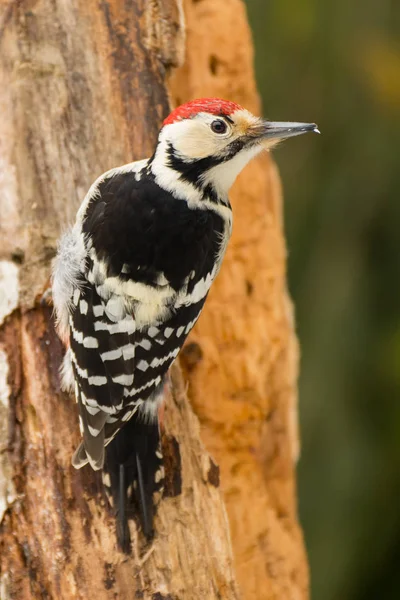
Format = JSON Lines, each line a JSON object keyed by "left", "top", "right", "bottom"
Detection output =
{"left": 150, "top": 137, "right": 261, "bottom": 212}
{"left": 149, "top": 140, "right": 231, "bottom": 213}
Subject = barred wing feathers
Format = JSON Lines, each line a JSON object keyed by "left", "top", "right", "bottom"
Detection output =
{"left": 69, "top": 279, "right": 138, "bottom": 470}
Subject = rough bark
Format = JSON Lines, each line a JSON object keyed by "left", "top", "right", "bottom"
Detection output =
{"left": 0, "top": 0, "right": 308, "bottom": 599}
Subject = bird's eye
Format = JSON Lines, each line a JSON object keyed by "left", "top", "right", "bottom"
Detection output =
{"left": 211, "top": 119, "right": 228, "bottom": 134}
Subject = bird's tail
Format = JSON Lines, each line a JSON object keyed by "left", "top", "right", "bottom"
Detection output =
{"left": 102, "top": 412, "right": 164, "bottom": 552}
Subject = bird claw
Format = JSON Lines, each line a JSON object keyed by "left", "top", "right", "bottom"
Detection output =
{"left": 40, "top": 287, "right": 53, "bottom": 307}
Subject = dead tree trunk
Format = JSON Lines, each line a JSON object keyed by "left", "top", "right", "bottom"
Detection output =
{"left": 0, "top": 0, "right": 308, "bottom": 599}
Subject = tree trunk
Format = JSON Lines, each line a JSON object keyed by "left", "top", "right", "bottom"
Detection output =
{"left": 169, "top": 3, "right": 310, "bottom": 598}
{"left": 0, "top": 0, "right": 308, "bottom": 599}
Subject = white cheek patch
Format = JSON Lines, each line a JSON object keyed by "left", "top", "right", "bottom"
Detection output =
{"left": 166, "top": 120, "right": 219, "bottom": 160}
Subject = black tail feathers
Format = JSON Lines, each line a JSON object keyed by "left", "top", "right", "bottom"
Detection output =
{"left": 103, "top": 413, "right": 164, "bottom": 552}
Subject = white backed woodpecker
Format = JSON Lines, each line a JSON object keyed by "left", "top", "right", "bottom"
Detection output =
{"left": 52, "top": 97, "right": 319, "bottom": 551}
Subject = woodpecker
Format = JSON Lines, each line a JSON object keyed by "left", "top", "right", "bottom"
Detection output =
{"left": 52, "top": 98, "right": 318, "bottom": 551}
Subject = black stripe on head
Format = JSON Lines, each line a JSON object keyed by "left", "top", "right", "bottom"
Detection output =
{"left": 166, "top": 142, "right": 221, "bottom": 188}
{"left": 166, "top": 137, "right": 248, "bottom": 189}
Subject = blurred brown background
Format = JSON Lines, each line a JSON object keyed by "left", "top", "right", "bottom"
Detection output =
{"left": 246, "top": 1, "right": 400, "bottom": 598}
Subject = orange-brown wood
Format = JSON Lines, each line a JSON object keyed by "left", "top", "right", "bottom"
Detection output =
{"left": 171, "top": 1, "right": 309, "bottom": 598}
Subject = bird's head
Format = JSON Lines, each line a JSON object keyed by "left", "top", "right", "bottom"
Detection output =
{"left": 152, "top": 98, "right": 319, "bottom": 201}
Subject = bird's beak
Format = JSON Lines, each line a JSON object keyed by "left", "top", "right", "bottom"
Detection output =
{"left": 250, "top": 120, "right": 320, "bottom": 142}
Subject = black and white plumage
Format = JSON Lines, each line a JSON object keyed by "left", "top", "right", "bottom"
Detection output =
{"left": 52, "top": 98, "right": 318, "bottom": 550}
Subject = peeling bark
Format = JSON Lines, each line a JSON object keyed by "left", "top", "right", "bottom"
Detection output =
{"left": 0, "top": 345, "right": 16, "bottom": 525}
{"left": 0, "top": 0, "right": 308, "bottom": 598}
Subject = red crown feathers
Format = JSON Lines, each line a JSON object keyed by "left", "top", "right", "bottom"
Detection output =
{"left": 163, "top": 98, "right": 242, "bottom": 126}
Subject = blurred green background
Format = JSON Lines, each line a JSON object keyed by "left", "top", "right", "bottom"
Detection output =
{"left": 245, "top": 1, "right": 400, "bottom": 598}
